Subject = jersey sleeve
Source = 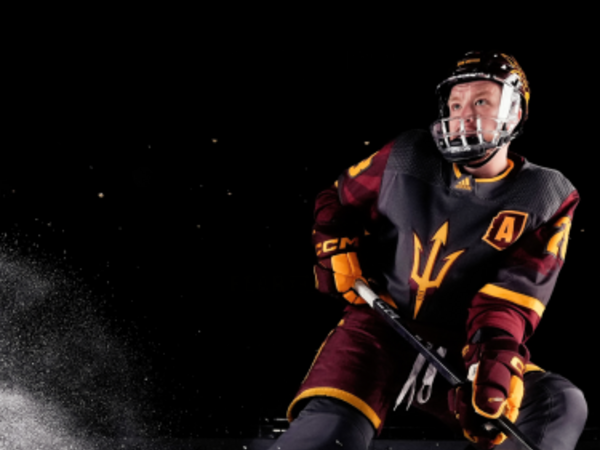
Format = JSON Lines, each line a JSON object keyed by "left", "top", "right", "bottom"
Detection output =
{"left": 314, "top": 141, "right": 394, "bottom": 229}
{"left": 466, "top": 189, "right": 580, "bottom": 342}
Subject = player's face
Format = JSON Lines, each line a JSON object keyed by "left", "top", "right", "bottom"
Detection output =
{"left": 447, "top": 80, "right": 502, "bottom": 142}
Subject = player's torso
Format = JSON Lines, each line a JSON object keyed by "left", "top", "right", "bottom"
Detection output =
{"left": 369, "top": 130, "right": 570, "bottom": 332}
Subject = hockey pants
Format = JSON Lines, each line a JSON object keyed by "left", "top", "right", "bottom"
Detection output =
{"left": 267, "top": 371, "right": 587, "bottom": 450}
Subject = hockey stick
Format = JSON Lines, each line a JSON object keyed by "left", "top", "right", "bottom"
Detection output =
{"left": 352, "top": 280, "right": 541, "bottom": 450}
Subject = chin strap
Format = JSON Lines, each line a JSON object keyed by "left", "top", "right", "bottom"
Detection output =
{"left": 463, "top": 147, "right": 500, "bottom": 169}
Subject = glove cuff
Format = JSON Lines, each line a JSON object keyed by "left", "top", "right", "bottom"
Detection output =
{"left": 467, "top": 336, "right": 528, "bottom": 420}
{"left": 463, "top": 335, "right": 530, "bottom": 371}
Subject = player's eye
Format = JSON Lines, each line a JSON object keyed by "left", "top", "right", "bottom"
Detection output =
{"left": 475, "top": 99, "right": 487, "bottom": 106}
{"left": 450, "top": 103, "right": 461, "bottom": 111}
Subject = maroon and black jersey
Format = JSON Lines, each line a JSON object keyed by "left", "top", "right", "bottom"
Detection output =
{"left": 315, "top": 129, "right": 578, "bottom": 343}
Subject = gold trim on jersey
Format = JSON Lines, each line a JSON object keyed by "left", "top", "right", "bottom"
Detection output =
{"left": 476, "top": 159, "right": 515, "bottom": 183}
{"left": 479, "top": 284, "right": 546, "bottom": 318}
{"left": 452, "top": 159, "right": 515, "bottom": 183}
{"left": 453, "top": 163, "right": 462, "bottom": 179}
{"left": 287, "top": 387, "right": 382, "bottom": 430}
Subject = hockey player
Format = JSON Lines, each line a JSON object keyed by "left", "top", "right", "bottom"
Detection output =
{"left": 268, "top": 52, "right": 588, "bottom": 450}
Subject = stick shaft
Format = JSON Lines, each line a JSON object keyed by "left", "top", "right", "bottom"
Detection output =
{"left": 352, "top": 280, "right": 540, "bottom": 450}
{"left": 355, "top": 281, "right": 462, "bottom": 386}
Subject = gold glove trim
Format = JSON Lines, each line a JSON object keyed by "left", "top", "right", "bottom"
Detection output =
{"left": 525, "top": 363, "right": 544, "bottom": 373}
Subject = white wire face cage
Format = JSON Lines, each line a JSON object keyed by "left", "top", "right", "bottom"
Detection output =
{"left": 430, "top": 82, "right": 522, "bottom": 163}
{"left": 430, "top": 115, "right": 513, "bottom": 162}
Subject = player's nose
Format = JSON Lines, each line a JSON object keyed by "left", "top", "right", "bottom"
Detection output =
{"left": 460, "top": 102, "right": 476, "bottom": 119}
{"left": 461, "top": 105, "right": 477, "bottom": 130}
{"left": 461, "top": 116, "right": 477, "bottom": 133}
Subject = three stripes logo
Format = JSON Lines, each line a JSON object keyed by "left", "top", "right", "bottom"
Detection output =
{"left": 454, "top": 177, "right": 472, "bottom": 191}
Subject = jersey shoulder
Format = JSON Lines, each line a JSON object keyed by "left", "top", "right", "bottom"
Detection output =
{"left": 503, "top": 156, "right": 577, "bottom": 222}
{"left": 386, "top": 129, "right": 446, "bottom": 186}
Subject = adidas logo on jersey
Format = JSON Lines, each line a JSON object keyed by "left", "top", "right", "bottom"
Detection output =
{"left": 454, "top": 177, "right": 472, "bottom": 191}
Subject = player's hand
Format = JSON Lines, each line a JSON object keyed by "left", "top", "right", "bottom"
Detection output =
{"left": 312, "top": 227, "right": 367, "bottom": 304}
{"left": 448, "top": 335, "right": 529, "bottom": 449}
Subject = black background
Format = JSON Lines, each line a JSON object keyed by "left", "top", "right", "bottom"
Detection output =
{"left": 2, "top": 9, "right": 597, "bottom": 440}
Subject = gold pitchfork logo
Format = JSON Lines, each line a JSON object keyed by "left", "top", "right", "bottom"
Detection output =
{"left": 411, "top": 221, "right": 465, "bottom": 319}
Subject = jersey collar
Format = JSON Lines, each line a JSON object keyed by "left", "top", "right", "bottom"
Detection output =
{"left": 452, "top": 159, "right": 515, "bottom": 183}
{"left": 449, "top": 156, "right": 520, "bottom": 198}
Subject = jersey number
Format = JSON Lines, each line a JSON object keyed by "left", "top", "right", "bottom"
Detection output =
{"left": 348, "top": 151, "right": 379, "bottom": 178}
{"left": 546, "top": 216, "right": 572, "bottom": 260}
